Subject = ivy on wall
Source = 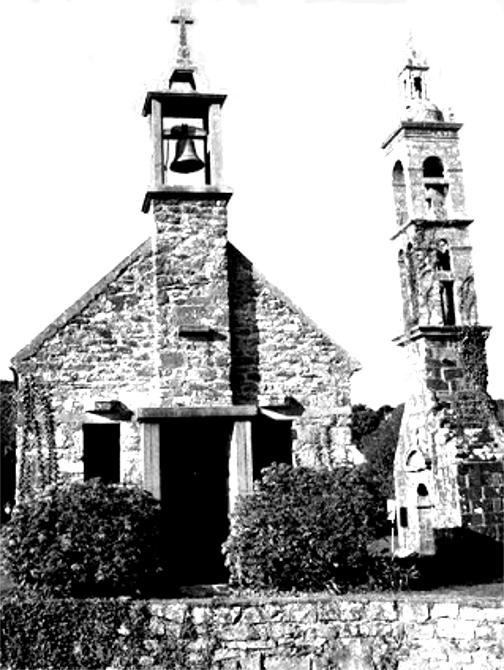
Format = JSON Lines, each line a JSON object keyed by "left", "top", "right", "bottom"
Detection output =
{"left": 17, "top": 374, "right": 59, "bottom": 502}
{"left": 459, "top": 326, "right": 489, "bottom": 391}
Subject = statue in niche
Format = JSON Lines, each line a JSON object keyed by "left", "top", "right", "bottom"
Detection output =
{"left": 458, "top": 275, "right": 477, "bottom": 325}
{"left": 435, "top": 239, "right": 451, "bottom": 271}
{"left": 440, "top": 281, "right": 456, "bottom": 325}
{"left": 425, "top": 185, "right": 448, "bottom": 220}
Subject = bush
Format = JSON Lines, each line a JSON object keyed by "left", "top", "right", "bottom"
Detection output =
{"left": 2, "top": 479, "right": 164, "bottom": 597}
{"left": 223, "top": 464, "right": 375, "bottom": 592}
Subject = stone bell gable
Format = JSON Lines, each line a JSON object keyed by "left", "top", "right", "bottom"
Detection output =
{"left": 11, "top": 224, "right": 358, "bottom": 495}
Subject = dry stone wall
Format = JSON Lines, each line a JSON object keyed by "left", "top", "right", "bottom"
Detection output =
{"left": 141, "top": 593, "right": 504, "bottom": 670}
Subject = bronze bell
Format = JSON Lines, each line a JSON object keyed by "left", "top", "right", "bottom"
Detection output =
{"left": 170, "top": 136, "right": 205, "bottom": 174}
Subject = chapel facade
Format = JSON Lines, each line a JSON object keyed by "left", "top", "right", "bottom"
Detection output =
{"left": 10, "top": 9, "right": 358, "bottom": 583}
{"left": 383, "top": 40, "right": 504, "bottom": 557}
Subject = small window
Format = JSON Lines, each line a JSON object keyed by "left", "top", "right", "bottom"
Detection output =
{"left": 399, "top": 507, "right": 408, "bottom": 528}
{"left": 83, "top": 423, "right": 120, "bottom": 483}
{"left": 417, "top": 483, "right": 429, "bottom": 497}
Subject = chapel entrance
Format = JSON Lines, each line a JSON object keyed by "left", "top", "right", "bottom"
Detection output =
{"left": 159, "top": 418, "right": 233, "bottom": 585}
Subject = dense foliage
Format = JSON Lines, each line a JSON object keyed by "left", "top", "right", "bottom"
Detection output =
{"left": 350, "top": 403, "right": 394, "bottom": 448}
{"left": 358, "top": 404, "right": 403, "bottom": 501}
{"left": 223, "top": 463, "right": 376, "bottom": 592}
{"left": 349, "top": 403, "right": 404, "bottom": 538}
{"left": 0, "top": 595, "right": 204, "bottom": 669}
{"left": 2, "top": 479, "right": 164, "bottom": 598}
{"left": 0, "top": 596, "right": 151, "bottom": 669}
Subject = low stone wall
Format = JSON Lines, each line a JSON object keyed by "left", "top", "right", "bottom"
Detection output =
{"left": 145, "top": 593, "right": 503, "bottom": 670}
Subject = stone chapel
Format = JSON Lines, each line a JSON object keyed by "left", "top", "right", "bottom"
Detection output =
{"left": 383, "top": 40, "right": 504, "bottom": 557}
{"left": 9, "top": 9, "right": 358, "bottom": 583}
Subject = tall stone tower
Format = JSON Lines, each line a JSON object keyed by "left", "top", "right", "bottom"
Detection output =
{"left": 382, "top": 39, "right": 504, "bottom": 556}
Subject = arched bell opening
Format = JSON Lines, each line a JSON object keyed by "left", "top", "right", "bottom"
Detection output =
{"left": 423, "top": 156, "right": 444, "bottom": 179}
{"left": 423, "top": 156, "right": 449, "bottom": 220}
{"left": 392, "top": 160, "right": 408, "bottom": 226}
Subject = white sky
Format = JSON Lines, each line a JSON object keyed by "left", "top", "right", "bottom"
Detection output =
{"left": 0, "top": 0, "right": 502, "bottom": 409}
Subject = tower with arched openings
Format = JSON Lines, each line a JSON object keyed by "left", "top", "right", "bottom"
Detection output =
{"left": 382, "top": 39, "right": 504, "bottom": 559}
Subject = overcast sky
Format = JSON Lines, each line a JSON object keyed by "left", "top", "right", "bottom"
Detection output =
{"left": 0, "top": 0, "right": 502, "bottom": 409}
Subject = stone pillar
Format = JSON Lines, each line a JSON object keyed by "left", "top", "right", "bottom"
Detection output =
{"left": 150, "top": 99, "right": 164, "bottom": 187}
{"left": 142, "top": 423, "right": 161, "bottom": 500}
{"left": 208, "top": 103, "right": 223, "bottom": 185}
{"left": 228, "top": 420, "right": 253, "bottom": 514}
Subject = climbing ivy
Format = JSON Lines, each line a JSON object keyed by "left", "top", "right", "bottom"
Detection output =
{"left": 17, "top": 374, "right": 59, "bottom": 501}
{"left": 459, "top": 327, "right": 489, "bottom": 390}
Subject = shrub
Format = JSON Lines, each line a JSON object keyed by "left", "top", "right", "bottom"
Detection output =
{"left": 2, "top": 479, "right": 164, "bottom": 597}
{"left": 223, "top": 463, "right": 375, "bottom": 592}
{"left": 0, "top": 594, "right": 149, "bottom": 669}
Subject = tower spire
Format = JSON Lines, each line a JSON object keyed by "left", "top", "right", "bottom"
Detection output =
{"left": 398, "top": 31, "right": 443, "bottom": 122}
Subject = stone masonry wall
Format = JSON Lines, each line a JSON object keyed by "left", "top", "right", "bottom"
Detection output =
{"left": 385, "top": 126, "right": 468, "bottom": 223}
{"left": 140, "top": 593, "right": 504, "bottom": 670}
{"left": 458, "top": 461, "right": 504, "bottom": 542}
{"left": 395, "top": 331, "right": 504, "bottom": 552}
{"left": 12, "top": 241, "right": 159, "bottom": 486}
{"left": 12, "top": 199, "right": 357, "bottom": 490}
{"left": 228, "top": 244, "right": 357, "bottom": 467}
{"left": 153, "top": 199, "right": 233, "bottom": 407}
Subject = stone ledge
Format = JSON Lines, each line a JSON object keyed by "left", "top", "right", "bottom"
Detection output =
{"left": 142, "top": 186, "right": 233, "bottom": 212}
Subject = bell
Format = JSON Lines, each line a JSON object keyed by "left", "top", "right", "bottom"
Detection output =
{"left": 170, "top": 137, "right": 205, "bottom": 174}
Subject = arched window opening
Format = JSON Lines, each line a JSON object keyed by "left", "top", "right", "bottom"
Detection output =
{"left": 413, "top": 76, "right": 423, "bottom": 98}
{"left": 435, "top": 239, "right": 451, "bottom": 271}
{"left": 393, "top": 160, "right": 405, "bottom": 184}
{"left": 406, "top": 450, "right": 426, "bottom": 471}
{"left": 398, "top": 249, "right": 405, "bottom": 264}
{"left": 423, "top": 156, "right": 444, "bottom": 179}
{"left": 417, "top": 483, "right": 432, "bottom": 510}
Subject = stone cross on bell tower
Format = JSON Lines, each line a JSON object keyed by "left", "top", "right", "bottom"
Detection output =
{"left": 171, "top": 5, "right": 194, "bottom": 69}
{"left": 382, "top": 38, "right": 504, "bottom": 558}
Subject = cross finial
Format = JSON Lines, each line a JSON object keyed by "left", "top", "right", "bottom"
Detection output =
{"left": 171, "top": 5, "right": 195, "bottom": 68}
{"left": 404, "top": 29, "right": 427, "bottom": 68}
